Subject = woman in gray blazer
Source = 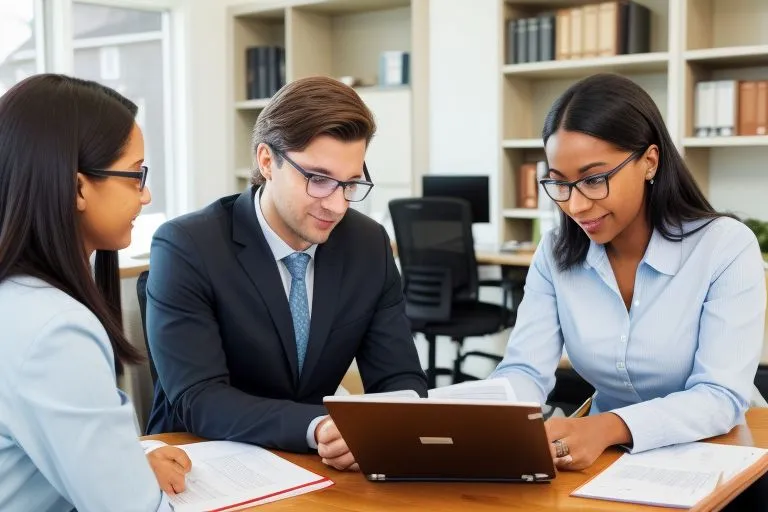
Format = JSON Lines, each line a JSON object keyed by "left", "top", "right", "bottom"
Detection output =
{"left": 0, "top": 74, "right": 191, "bottom": 512}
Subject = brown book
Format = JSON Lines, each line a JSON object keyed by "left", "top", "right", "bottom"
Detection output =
{"left": 598, "top": 1, "right": 620, "bottom": 57}
{"left": 739, "top": 81, "right": 758, "bottom": 136}
{"left": 757, "top": 81, "right": 768, "bottom": 136}
{"left": 582, "top": 4, "right": 599, "bottom": 58}
{"left": 556, "top": 9, "right": 571, "bottom": 60}
{"left": 517, "top": 163, "right": 538, "bottom": 209}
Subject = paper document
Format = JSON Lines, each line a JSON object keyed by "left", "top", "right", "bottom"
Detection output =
{"left": 164, "top": 441, "right": 332, "bottom": 512}
{"left": 337, "top": 378, "right": 519, "bottom": 403}
{"left": 427, "top": 378, "right": 518, "bottom": 401}
{"left": 572, "top": 442, "right": 768, "bottom": 508}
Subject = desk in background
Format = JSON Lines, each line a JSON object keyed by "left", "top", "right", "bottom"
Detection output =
{"left": 142, "top": 408, "right": 768, "bottom": 511}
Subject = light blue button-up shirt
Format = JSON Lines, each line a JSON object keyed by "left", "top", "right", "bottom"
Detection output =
{"left": 0, "top": 276, "right": 162, "bottom": 511}
{"left": 490, "top": 217, "right": 767, "bottom": 453}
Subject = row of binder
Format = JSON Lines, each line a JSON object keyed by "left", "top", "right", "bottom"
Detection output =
{"left": 506, "top": 1, "right": 651, "bottom": 65}
{"left": 246, "top": 45, "right": 286, "bottom": 101}
{"left": 695, "top": 80, "right": 768, "bottom": 138}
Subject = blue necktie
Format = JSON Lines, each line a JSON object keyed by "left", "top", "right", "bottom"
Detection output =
{"left": 283, "top": 252, "right": 311, "bottom": 374}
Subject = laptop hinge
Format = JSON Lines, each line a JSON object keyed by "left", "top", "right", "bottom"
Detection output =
{"left": 522, "top": 473, "right": 551, "bottom": 482}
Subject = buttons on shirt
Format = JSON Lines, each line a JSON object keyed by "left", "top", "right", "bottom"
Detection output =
{"left": 617, "top": 362, "right": 625, "bottom": 369}
{"left": 620, "top": 335, "right": 627, "bottom": 343}
{"left": 634, "top": 300, "right": 640, "bottom": 307}
{"left": 624, "top": 381, "right": 632, "bottom": 387}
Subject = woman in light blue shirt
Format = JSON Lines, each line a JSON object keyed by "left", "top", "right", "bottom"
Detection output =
{"left": 0, "top": 74, "right": 191, "bottom": 511}
{"left": 491, "top": 73, "right": 766, "bottom": 470}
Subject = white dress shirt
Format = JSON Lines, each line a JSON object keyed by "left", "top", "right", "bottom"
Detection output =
{"left": 490, "top": 217, "right": 766, "bottom": 453}
{"left": 254, "top": 190, "right": 325, "bottom": 448}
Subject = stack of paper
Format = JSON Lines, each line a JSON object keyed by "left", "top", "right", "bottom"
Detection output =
{"left": 160, "top": 440, "right": 333, "bottom": 512}
{"left": 572, "top": 442, "right": 768, "bottom": 508}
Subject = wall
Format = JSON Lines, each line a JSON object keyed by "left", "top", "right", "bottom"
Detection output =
{"left": 428, "top": 0, "right": 500, "bottom": 247}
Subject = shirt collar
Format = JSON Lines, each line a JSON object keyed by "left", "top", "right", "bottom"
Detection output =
{"left": 642, "top": 226, "right": 682, "bottom": 276}
{"left": 583, "top": 226, "right": 681, "bottom": 276}
{"left": 254, "top": 186, "right": 317, "bottom": 262}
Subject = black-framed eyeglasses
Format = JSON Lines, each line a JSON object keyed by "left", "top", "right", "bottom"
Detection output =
{"left": 79, "top": 166, "right": 149, "bottom": 191}
{"left": 272, "top": 147, "right": 374, "bottom": 202}
{"left": 539, "top": 151, "right": 642, "bottom": 203}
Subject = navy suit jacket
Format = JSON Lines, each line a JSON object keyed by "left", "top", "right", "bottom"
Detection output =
{"left": 145, "top": 187, "right": 427, "bottom": 452}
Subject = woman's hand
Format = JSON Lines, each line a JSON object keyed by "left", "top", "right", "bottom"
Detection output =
{"left": 544, "top": 413, "right": 632, "bottom": 471}
{"left": 147, "top": 446, "right": 192, "bottom": 495}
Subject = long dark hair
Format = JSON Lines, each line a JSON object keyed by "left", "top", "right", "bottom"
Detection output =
{"left": 542, "top": 73, "right": 725, "bottom": 271}
{"left": 0, "top": 74, "right": 142, "bottom": 371}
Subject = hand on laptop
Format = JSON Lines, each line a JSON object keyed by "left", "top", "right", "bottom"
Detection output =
{"left": 315, "top": 416, "right": 359, "bottom": 472}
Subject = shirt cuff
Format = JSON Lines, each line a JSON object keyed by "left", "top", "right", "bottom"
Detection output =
{"left": 610, "top": 403, "right": 661, "bottom": 454}
{"left": 306, "top": 415, "right": 327, "bottom": 450}
{"left": 140, "top": 439, "right": 168, "bottom": 454}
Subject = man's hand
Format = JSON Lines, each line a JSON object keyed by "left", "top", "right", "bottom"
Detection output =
{"left": 315, "top": 417, "right": 359, "bottom": 472}
{"left": 545, "top": 413, "right": 632, "bottom": 471}
{"left": 147, "top": 446, "right": 192, "bottom": 495}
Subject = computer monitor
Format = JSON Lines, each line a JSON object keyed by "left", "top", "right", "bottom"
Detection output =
{"left": 422, "top": 175, "right": 490, "bottom": 223}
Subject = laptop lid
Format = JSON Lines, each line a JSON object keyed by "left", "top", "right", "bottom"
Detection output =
{"left": 323, "top": 397, "right": 556, "bottom": 483}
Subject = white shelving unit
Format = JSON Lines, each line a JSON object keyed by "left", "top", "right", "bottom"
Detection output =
{"left": 225, "top": 0, "right": 430, "bottom": 215}
{"left": 499, "top": 0, "right": 768, "bottom": 245}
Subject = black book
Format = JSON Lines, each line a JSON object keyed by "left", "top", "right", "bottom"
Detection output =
{"left": 526, "top": 17, "right": 539, "bottom": 63}
{"left": 256, "top": 46, "right": 270, "bottom": 99}
{"left": 515, "top": 18, "right": 527, "bottom": 64}
{"left": 622, "top": 1, "right": 651, "bottom": 54}
{"left": 538, "top": 13, "right": 556, "bottom": 62}
{"left": 506, "top": 19, "right": 516, "bottom": 64}
{"left": 266, "top": 46, "right": 281, "bottom": 96}
{"left": 246, "top": 47, "right": 259, "bottom": 100}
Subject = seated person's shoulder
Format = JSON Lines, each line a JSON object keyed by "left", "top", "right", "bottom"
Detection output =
{"left": 154, "top": 193, "right": 240, "bottom": 244}
{"left": 334, "top": 209, "right": 389, "bottom": 251}
{"left": 688, "top": 216, "right": 759, "bottom": 254}
{"left": 683, "top": 216, "right": 763, "bottom": 274}
{"left": 0, "top": 276, "right": 107, "bottom": 366}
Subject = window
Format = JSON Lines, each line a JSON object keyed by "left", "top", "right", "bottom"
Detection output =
{"left": 72, "top": 2, "right": 170, "bottom": 218}
{"left": 0, "top": 0, "right": 180, "bottom": 256}
{"left": 0, "top": 0, "right": 43, "bottom": 96}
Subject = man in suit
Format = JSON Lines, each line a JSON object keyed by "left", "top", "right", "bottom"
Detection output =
{"left": 145, "top": 76, "right": 427, "bottom": 471}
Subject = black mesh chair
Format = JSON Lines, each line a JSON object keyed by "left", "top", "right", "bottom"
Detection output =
{"left": 389, "top": 197, "right": 518, "bottom": 388}
{"left": 136, "top": 270, "right": 158, "bottom": 387}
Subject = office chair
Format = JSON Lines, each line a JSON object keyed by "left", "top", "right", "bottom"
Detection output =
{"left": 136, "top": 270, "right": 158, "bottom": 387}
{"left": 388, "top": 197, "right": 517, "bottom": 389}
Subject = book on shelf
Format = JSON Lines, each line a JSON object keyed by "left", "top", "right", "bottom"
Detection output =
{"left": 695, "top": 79, "right": 768, "bottom": 137}
{"left": 505, "top": 1, "right": 650, "bottom": 65}
{"left": 245, "top": 45, "right": 285, "bottom": 100}
{"left": 572, "top": 442, "right": 768, "bottom": 509}
{"left": 516, "top": 162, "right": 539, "bottom": 209}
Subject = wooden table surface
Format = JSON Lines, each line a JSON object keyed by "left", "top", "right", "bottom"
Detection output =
{"left": 143, "top": 408, "right": 768, "bottom": 511}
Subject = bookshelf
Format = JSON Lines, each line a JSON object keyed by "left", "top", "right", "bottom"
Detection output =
{"left": 499, "top": 0, "right": 768, "bottom": 247}
{"left": 225, "top": 0, "right": 429, "bottom": 217}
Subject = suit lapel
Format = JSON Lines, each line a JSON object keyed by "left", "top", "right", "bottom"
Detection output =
{"left": 232, "top": 188, "right": 299, "bottom": 384}
{"left": 300, "top": 237, "right": 342, "bottom": 388}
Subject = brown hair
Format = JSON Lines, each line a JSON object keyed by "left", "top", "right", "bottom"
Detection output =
{"left": 250, "top": 76, "right": 377, "bottom": 186}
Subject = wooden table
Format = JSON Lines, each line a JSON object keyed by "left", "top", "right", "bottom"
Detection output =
{"left": 119, "top": 256, "right": 150, "bottom": 279}
{"left": 142, "top": 408, "right": 768, "bottom": 511}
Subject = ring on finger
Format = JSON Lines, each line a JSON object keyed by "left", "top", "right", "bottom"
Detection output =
{"left": 553, "top": 439, "right": 570, "bottom": 458}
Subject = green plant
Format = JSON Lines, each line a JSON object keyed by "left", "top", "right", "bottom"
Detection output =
{"left": 744, "top": 218, "right": 768, "bottom": 255}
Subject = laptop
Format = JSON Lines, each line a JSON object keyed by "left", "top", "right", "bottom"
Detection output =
{"left": 323, "top": 396, "right": 556, "bottom": 483}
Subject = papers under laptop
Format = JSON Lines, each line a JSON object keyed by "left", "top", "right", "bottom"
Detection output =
{"left": 323, "top": 378, "right": 556, "bottom": 483}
